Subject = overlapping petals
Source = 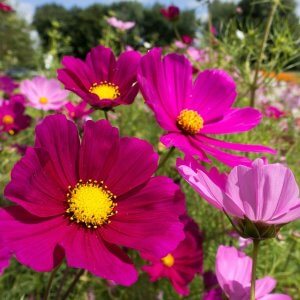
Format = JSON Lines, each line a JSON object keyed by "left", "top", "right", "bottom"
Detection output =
{"left": 1, "top": 114, "right": 185, "bottom": 285}
{"left": 177, "top": 157, "right": 300, "bottom": 226}
{"left": 57, "top": 45, "right": 141, "bottom": 109}
{"left": 138, "top": 48, "right": 275, "bottom": 167}
{"left": 141, "top": 216, "right": 202, "bottom": 296}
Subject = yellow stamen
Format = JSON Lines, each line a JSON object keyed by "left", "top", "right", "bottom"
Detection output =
{"left": 161, "top": 253, "right": 175, "bottom": 267}
{"left": 66, "top": 180, "right": 117, "bottom": 229}
{"left": 39, "top": 97, "right": 48, "bottom": 104}
{"left": 176, "top": 109, "right": 204, "bottom": 135}
{"left": 2, "top": 115, "right": 14, "bottom": 125}
{"left": 89, "top": 81, "right": 120, "bottom": 100}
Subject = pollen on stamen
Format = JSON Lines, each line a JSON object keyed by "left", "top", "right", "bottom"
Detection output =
{"left": 176, "top": 109, "right": 204, "bottom": 135}
{"left": 66, "top": 180, "right": 117, "bottom": 229}
{"left": 89, "top": 81, "right": 120, "bottom": 100}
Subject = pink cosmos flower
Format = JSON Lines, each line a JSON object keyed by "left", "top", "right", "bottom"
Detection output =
{"left": 20, "top": 76, "right": 68, "bottom": 111}
{"left": 142, "top": 216, "right": 202, "bottom": 296}
{"left": 106, "top": 17, "right": 135, "bottom": 31}
{"left": 0, "top": 114, "right": 185, "bottom": 285}
{"left": 0, "top": 2, "right": 13, "bottom": 12}
{"left": 65, "top": 101, "right": 93, "bottom": 120}
{"left": 0, "top": 100, "right": 31, "bottom": 135}
{"left": 182, "top": 35, "right": 193, "bottom": 45}
{"left": 138, "top": 49, "right": 275, "bottom": 167}
{"left": 216, "top": 246, "right": 291, "bottom": 300}
{"left": 264, "top": 105, "right": 285, "bottom": 119}
{"left": 178, "top": 157, "right": 300, "bottom": 238}
{"left": 160, "top": 5, "right": 180, "bottom": 21}
{"left": 57, "top": 45, "right": 141, "bottom": 110}
{"left": 0, "top": 75, "right": 18, "bottom": 95}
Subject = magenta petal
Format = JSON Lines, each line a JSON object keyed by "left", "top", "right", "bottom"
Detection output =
{"left": 0, "top": 207, "right": 67, "bottom": 272}
{"left": 101, "top": 177, "right": 185, "bottom": 257}
{"left": 35, "top": 114, "right": 79, "bottom": 187}
{"left": 0, "top": 242, "right": 10, "bottom": 275}
{"left": 60, "top": 228, "right": 138, "bottom": 286}
{"left": 105, "top": 137, "right": 159, "bottom": 195}
{"left": 5, "top": 148, "right": 66, "bottom": 217}
{"left": 138, "top": 48, "right": 178, "bottom": 131}
{"left": 191, "top": 69, "right": 237, "bottom": 122}
{"left": 85, "top": 45, "right": 116, "bottom": 82}
{"left": 201, "top": 108, "right": 262, "bottom": 134}
{"left": 112, "top": 50, "right": 141, "bottom": 93}
{"left": 79, "top": 120, "right": 119, "bottom": 182}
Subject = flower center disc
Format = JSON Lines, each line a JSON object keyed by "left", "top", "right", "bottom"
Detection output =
{"left": 176, "top": 109, "right": 204, "bottom": 135}
{"left": 2, "top": 114, "right": 14, "bottom": 125}
{"left": 66, "top": 180, "right": 117, "bottom": 229}
{"left": 89, "top": 81, "right": 120, "bottom": 100}
{"left": 161, "top": 253, "right": 175, "bottom": 267}
{"left": 39, "top": 97, "right": 48, "bottom": 104}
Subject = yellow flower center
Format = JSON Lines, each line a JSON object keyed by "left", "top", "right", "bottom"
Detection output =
{"left": 161, "top": 253, "right": 175, "bottom": 267}
{"left": 66, "top": 180, "right": 117, "bottom": 229}
{"left": 176, "top": 109, "right": 204, "bottom": 135}
{"left": 39, "top": 97, "right": 48, "bottom": 104}
{"left": 2, "top": 114, "right": 14, "bottom": 125}
{"left": 89, "top": 81, "right": 120, "bottom": 100}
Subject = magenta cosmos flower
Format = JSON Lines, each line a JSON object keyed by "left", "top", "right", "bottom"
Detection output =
{"left": 141, "top": 215, "right": 202, "bottom": 296}
{"left": 0, "top": 100, "right": 31, "bottom": 135}
{"left": 0, "top": 114, "right": 185, "bottom": 285}
{"left": 160, "top": 5, "right": 180, "bottom": 21}
{"left": 178, "top": 157, "right": 300, "bottom": 239}
{"left": 107, "top": 17, "right": 135, "bottom": 31}
{"left": 65, "top": 101, "right": 93, "bottom": 120}
{"left": 0, "top": 75, "right": 18, "bottom": 96}
{"left": 138, "top": 49, "right": 275, "bottom": 167}
{"left": 20, "top": 76, "right": 68, "bottom": 111}
{"left": 57, "top": 45, "right": 141, "bottom": 110}
{"left": 216, "top": 246, "right": 291, "bottom": 300}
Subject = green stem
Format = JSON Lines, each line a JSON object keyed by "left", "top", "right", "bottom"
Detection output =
{"left": 43, "top": 264, "right": 61, "bottom": 300}
{"left": 173, "top": 24, "right": 181, "bottom": 41}
{"left": 54, "top": 267, "right": 70, "bottom": 300}
{"left": 61, "top": 269, "right": 84, "bottom": 300}
{"left": 104, "top": 110, "right": 109, "bottom": 121}
{"left": 249, "top": 0, "right": 279, "bottom": 107}
{"left": 157, "top": 146, "right": 175, "bottom": 171}
{"left": 250, "top": 239, "right": 260, "bottom": 300}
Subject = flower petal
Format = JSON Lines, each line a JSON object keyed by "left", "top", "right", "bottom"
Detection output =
{"left": 35, "top": 114, "right": 80, "bottom": 187}
{"left": 0, "top": 207, "right": 67, "bottom": 272}
{"left": 60, "top": 227, "right": 138, "bottom": 286}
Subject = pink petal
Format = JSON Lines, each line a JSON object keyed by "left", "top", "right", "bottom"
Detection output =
{"left": 0, "top": 207, "right": 67, "bottom": 272}
{"left": 105, "top": 137, "right": 158, "bottom": 196}
{"left": 255, "top": 277, "right": 276, "bottom": 298}
{"left": 34, "top": 114, "right": 80, "bottom": 188}
{"left": 60, "top": 227, "right": 138, "bottom": 286}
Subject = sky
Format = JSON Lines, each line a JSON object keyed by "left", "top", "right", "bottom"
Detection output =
{"left": 8, "top": 0, "right": 300, "bottom": 24}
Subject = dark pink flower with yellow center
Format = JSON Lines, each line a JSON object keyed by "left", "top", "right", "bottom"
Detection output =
{"left": 138, "top": 48, "right": 276, "bottom": 167}
{"left": 0, "top": 100, "right": 31, "bottom": 135}
{"left": 57, "top": 45, "right": 141, "bottom": 110}
{"left": 141, "top": 216, "right": 203, "bottom": 296}
{"left": 0, "top": 114, "right": 185, "bottom": 285}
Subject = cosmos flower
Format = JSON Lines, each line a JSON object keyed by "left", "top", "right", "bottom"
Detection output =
{"left": 178, "top": 157, "right": 300, "bottom": 239}
{"left": 138, "top": 49, "right": 275, "bottom": 167}
{"left": 0, "top": 2, "right": 13, "bottom": 12}
{"left": 160, "top": 5, "right": 180, "bottom": 21}
{"left": 264, "top": 105, "right": 285, "bottom": 119}
{"left": 0, "top": 76, "right": 18, "bottom": 96}
{"left": 20, "top": 76, "right": 68, "bottom": 111}
{"left": 65, "top": 101, "right": 93, "bottom": 120}
{"left": 142, "top": 215, "right": 202, "bottom": 296}
{"left": 0, "top": 114, "right": 185, "bottom": 285}
{"left": 106, "top": 17, "right": 135, "bottom": 31}
{"left": 216, "top": 246, "right": 291, "bottom": 300}
{"left": 0, "top": 100, "right": 31, "bottom": 135}
{"left": 57, "top": 45, "right": 141, "bottom": 110}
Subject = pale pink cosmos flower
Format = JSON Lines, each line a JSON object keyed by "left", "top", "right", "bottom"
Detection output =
{"left": 107, "top": 17, "right": 135, "bottom": 31}
{"left": 216, "top": 246, "right": 291, "bottom": 300}
{"left": 20, "top": 76, "right": 69, "bottom": 111}
{"left": 178, "top": 157, "right": 300, "bottom": 238}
